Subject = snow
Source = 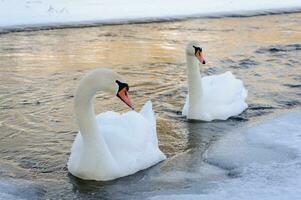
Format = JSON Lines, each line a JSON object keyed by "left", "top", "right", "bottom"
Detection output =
{"left": 1, "top": 0, "right": 301, "bottom": 29}
{"left": 150, "top": 110, "right": 301, "bottom": 200}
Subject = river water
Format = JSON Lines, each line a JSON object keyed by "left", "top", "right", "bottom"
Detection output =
{"left": 0, "top": 13, "right": 300, "bottom": 199}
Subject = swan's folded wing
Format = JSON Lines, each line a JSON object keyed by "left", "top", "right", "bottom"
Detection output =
{"left": 201, "top": 71, "right": 248, "bottom": 120}
{"left": 140, "top": 100, "right": 156, "bottom": 131}
{"left": 202, "top": 71, "right": 247, "bottom": 104}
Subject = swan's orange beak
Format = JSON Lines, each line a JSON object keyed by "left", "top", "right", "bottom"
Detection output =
{"left": 195, "top": 51, "right": 206, "bottom": 64}
{"left": 117, "top": 87, "right": 134, "bottom": 110}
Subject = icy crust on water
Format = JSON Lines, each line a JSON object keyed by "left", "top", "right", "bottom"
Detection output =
{"left": 1, "top": 0, "right": 301, "bottom": 29}
{"left": 0, "top": 179, "right": 45, "bottom": 200}
{"left": 150, "top": 110, "right": 301, "bottom": 200}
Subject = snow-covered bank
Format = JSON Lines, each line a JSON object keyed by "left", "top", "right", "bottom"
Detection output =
{"left": 150, "top": 110, "right": 301, "bottom": 200}
{"left": 1, "top": 0, "right": 301, "bottom": 30}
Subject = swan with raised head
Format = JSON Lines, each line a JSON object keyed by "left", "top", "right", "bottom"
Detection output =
{"left": 68, "top": 68, "right": 166, "bottom": 181}
{"left": 182, "top": 41, "right": 248, "bottom": 121}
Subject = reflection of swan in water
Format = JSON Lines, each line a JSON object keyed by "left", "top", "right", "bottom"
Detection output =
{"left": 68, "top": 68, "right": 166, "bottom": 181}
{"left": 182, "top": 41, "right": 248, "bottom": 121}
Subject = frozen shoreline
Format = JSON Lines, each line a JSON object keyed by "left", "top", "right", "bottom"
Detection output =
{"left": 151, "top": 109, "right": 301, "bottom": 200}
{"left": 1, "top": 0, "right": 301, "bottom": 31}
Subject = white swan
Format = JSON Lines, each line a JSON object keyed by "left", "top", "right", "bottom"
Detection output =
{"left": 67, "top": 68, "right": 166, "bottom": 181}
{"left": 182, "top": 41, "right": 248, "bottom": 121}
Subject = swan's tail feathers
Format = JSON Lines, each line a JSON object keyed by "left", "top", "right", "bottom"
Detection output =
{"left": 242, "top": 87, "right": 248, "bottom": 100}
{"left": 242, "top": 87, "right": 248, "bottom": 110}
{"left": 182, "top": 95, "right": 189, "bottom": 116}
{"left": 239, "top": 79, "right": 248, "bottom": 109}
{"left": 140, "top": 100, "right": 156, "bottom": 130}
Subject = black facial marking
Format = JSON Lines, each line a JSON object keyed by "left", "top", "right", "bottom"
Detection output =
{"left": 116, "top": 80, "right": 129, "bottom": 93}
{"left": 193, "top": 45, "right": 202, "bottom": 55}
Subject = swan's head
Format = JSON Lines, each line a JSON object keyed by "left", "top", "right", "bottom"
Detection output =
{"left": 186, "top": 41, "right": 206, "bottom": 64}
{"left": 107, "top": 71, "right": 134, "bottom": 110}
{"left": 115, "top": 79, "right": 134, "bottom": 110}
{"left": 77, "top": 68, "right": 134, "bottom": 110}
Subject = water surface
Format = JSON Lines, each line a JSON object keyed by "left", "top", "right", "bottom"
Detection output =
{"left": 0, "top": 13, "right": 300, "bottom": 199}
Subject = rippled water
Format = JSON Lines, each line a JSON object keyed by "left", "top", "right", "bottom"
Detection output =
{"left": 0, "top": 13, "right": 300, "bottom": 199}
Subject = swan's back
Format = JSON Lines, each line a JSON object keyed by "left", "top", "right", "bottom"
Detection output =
{"left": 68, "top": 101, "right": 165, "bottom": 180}
{"left": 183, "top": 72, "right": 247, "bottom": 121}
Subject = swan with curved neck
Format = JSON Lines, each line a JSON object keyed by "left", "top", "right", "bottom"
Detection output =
{"left": 68, "top": 68, "right": 165, "bottom": 181}
{"left": 182, "top": 41, "right": 248, "bottom": 121}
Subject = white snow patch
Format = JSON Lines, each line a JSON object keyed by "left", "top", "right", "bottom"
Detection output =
{"left": 1, "top": 0, "right": 301, "bottom": 28}
{"left": 150, "top": 110, "right": 301, "bottom": 200}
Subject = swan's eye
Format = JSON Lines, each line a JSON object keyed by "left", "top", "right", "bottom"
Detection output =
{"left": 116, "top": 80, "right": 129, "bottom": 93}
{"left": 193, "top": 45, "right": 202, "bottom": 55}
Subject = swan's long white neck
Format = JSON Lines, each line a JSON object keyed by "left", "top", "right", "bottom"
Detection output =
{"left": 186, "top": 53, "right": 203, "bottom": 117}
{"left": 74, "top": 69, "right": 119, "bottom": 141}
{"left": 73, "top": 69, "right": 120, "bottom": 177}
{"left": 74, "top": 76, "right": 100, "bottom": 141}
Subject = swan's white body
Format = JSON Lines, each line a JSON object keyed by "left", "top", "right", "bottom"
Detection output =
{"left": 182, "top": 41, "right": 248, "bottom": 121}
{"left": 68, "top": 68, "right": 166, "bottom": 181}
